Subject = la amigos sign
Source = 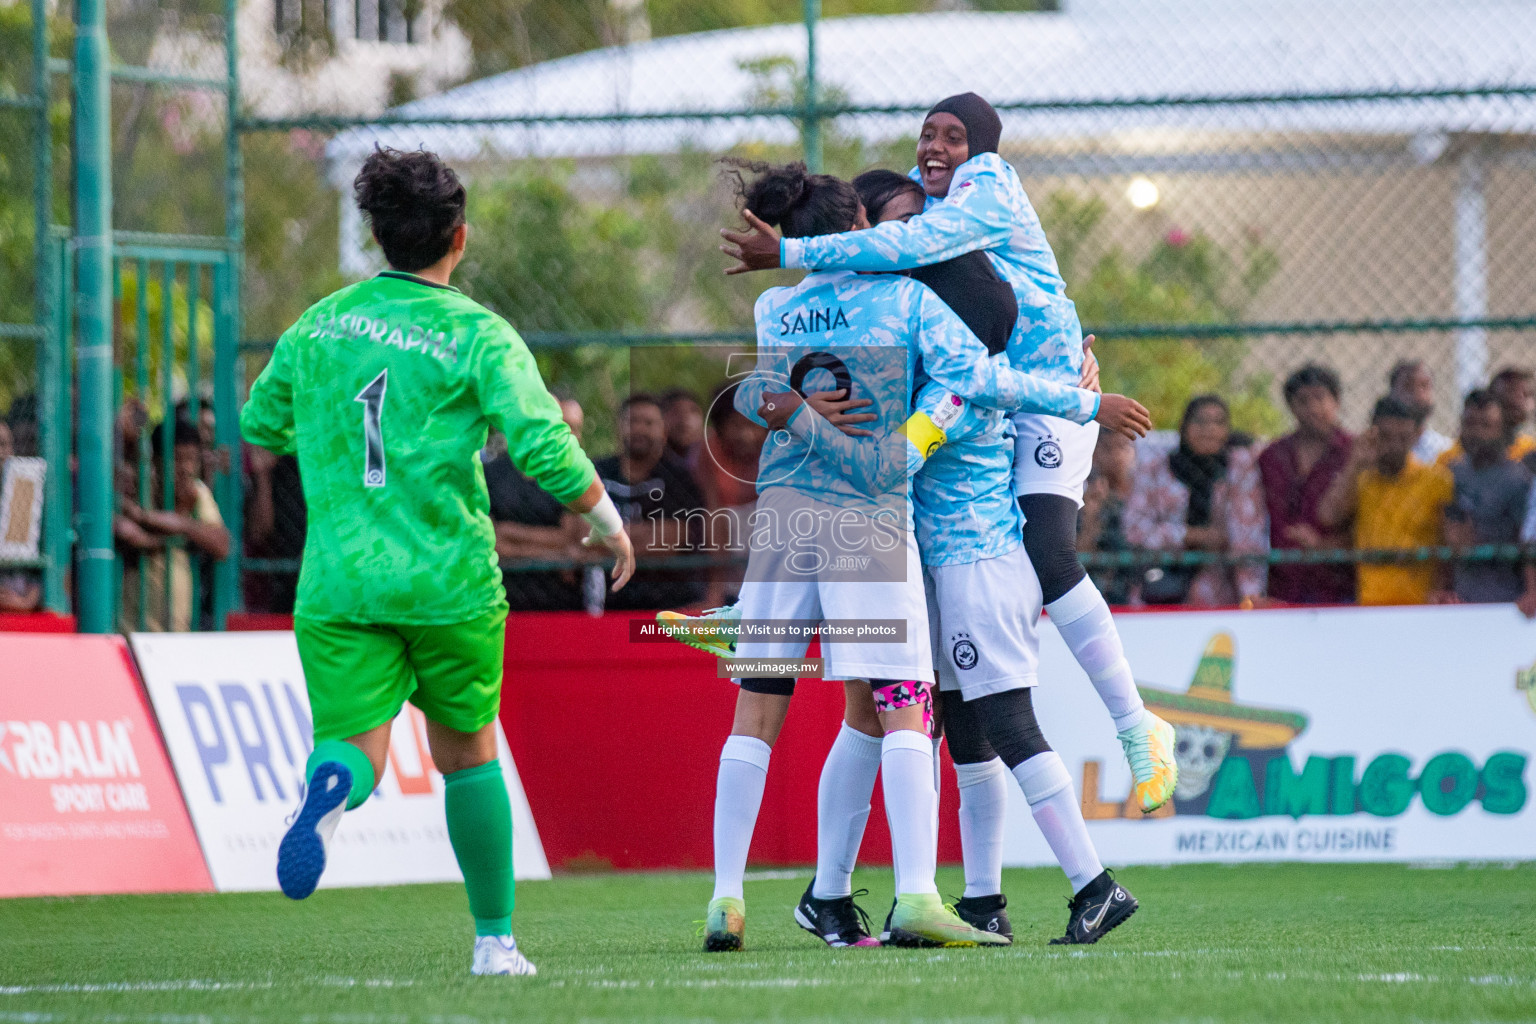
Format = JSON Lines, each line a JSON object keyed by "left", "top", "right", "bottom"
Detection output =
{"left": 1002, "top": 605, "right": 1536, "bottom": 865}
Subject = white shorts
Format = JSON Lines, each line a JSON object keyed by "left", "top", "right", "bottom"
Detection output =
{"left": 1012, "top": 414, "right": 1099, "bottom": 505}
{"left": 734, "top": 489, "right": 933, "bottom": 683}
{"left": 924, "top": 543, "right": 1042, "bottom": 700}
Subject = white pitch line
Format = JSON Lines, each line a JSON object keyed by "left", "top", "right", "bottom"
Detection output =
{"left": 740, "top": 869, "right": 805, "bottom": 881}
{"left": 0, "top": 977, "right": 412, "bottom": 996}
{"left": 545, "top": 977, "right": 833, "bottom": 990}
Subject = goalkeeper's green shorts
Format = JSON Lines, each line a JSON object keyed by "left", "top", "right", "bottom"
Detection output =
{"left": 294, "top": 608, "right": 508, "bottom": 743}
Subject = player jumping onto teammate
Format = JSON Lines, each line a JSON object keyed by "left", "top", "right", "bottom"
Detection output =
{"left": 700, "top": 160, "right": 1148, "bottom": 951}
{"left": 720, "top": 92, "right": 1179, "bottom": 816}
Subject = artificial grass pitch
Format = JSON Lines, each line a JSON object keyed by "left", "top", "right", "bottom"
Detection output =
{"left": 2, "top": 863, "right": 1533, "bottom": 1023}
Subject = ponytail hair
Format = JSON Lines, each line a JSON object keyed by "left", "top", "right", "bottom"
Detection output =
{"left": 722, "top": 159, "right": 860, "bottom": 239}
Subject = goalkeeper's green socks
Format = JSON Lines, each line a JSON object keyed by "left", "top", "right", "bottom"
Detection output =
{"left": 444, "top": 760, "right": 515, "bottom": 937}
{"left": 306, "top": 739, "right": 377, "bottom": 810}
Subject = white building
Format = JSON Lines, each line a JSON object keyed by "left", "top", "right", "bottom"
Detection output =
{"left": 147, "top": 0, "right": 472, "bottom": 119}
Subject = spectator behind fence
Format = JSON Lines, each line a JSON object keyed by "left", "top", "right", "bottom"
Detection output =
{"left": 1078, "top": 428, "right": 1137, "bottom": 605}
{"left": 1438, "top": 367, "right": 1536, "bottom": 467}
{"left": 594, "top": 393, "right": 705, "bottom": 611}
{"left": 6, "top": 393, "right": 39, "bottom": 458}
{"left": 696, "top": 381, "right": 767, "bottom": 605}
{"left": 661, "top": 388, "right": 705, "bottom": 473}
{"left": 117, "top": 418, "right": 231, "bottom": 631}
{"left": 1258, "top": 364, "right": 1356, "bottom": 604}
{"left": 244, "top": 444, "right": 307, "bottom": 614}
{"left": 1444, "top": 389, "right": 1532, "bottom": 605}
{"left": 117, "top": 395, "right": 149, "bottom": 464}
{"left": 1493, "top": 367, "right": 1536, "bottom": 460}
{"left": 1318, "top": 396, "right": 1453, "bottom": 606}
{"left": 1388, "top": 358, "right": 1452, "bottom": 464}
{"left": 1124, "top": 395, "right": 1266, "bottom": 607}
{"left": 1521, "top": 473, "right": 1536, "bottom": 619}
{"left": 484, "top": 394, "right": 589, "bottom": 612}
{"left": 177, "top": 394, "right": 228, "bottom": 483}
{"left": 0, "top": 420, "right": 41, "bottom": 611}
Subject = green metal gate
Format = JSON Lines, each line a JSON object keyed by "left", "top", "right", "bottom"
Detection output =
{"left": 46, "top": 232, "right": 243, "bottom": 630}
{"left": 13, "top": 0, "right": 245, "bottom": 632}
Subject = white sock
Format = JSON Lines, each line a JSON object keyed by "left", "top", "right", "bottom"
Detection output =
{"left": 812, "top": 725, "right": 882, "bottom": 900}
{"left": 1014, "top": 751, "right": 1104, "bottom": 893}
{"left": 931, "top": 736, "right": 943, "bottom": 859}
{"left": 953, "top": 758, "right": 1008, "bottom": 898}
{"left": 880, "top": 730, "right": 939, "bottom": 896}
{"left": 712, "top": 735, "right": 771, "bottom": 901}
{"left": 1047, "top": 577, "right": 1146, "bottom": 732}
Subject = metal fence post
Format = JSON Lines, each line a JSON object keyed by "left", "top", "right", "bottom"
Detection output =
{"left": 32, "top": 0, "right": 68, "bottom": 613}
{"left": 216, "top": 0, "right": 245, "bottom": 628}
{"left": 31, "top": 0, "right": 50, "bottom": 336}
{"left": 802, "top": 0, "right": 822, "bottom": 172}
{"left": 72, "top": 0, "right": 115, "bottom": 633}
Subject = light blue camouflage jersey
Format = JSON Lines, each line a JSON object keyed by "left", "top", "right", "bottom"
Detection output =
{"left": 735, "top": 270, "right": 1096, "bottom": 519}
{"left": 781, "top": 153, "right": 1084, "bottom": 389}
{"left": 791, "top": 375, "right": 1022, "bottom": 567}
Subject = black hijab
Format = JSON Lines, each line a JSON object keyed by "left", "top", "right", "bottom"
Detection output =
{"left": 908, "top": 255, "right": 1016, "bottom": 356}
{"left": 926, "top": 92, "right": 1003, "bottom": 156}
{"left": 851, "top": 169, "right": 1017, "bottom": 355}
{"left": 1169, "top": 396, "right": 1231, "bottom": 527}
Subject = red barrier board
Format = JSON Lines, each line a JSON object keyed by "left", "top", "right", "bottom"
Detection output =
{"left": 0, "top": 634, "right": 213, "bottom": 896}
{"left": 498, "top": 611, "right": 964, "bottom": 872}
{"left": 229, "top": 610, "right": 965, "bottom": 872}
{"left": 0, "top": 612, "right": 77, "bottom": 633}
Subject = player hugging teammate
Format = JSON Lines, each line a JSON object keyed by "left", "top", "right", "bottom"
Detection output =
{"left": 243, "top": 146, "right": 636, "bottom": 977}
{"left": 668, "top": 92, "right": 1177, "bottom": 948}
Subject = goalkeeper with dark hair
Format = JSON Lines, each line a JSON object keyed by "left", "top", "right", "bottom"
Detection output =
{"left": 241, "top": 146, "right": 634, "bottom": 977}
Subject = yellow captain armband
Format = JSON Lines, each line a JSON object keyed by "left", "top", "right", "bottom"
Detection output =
{"left": 899, "top": 410, "right": 948, "bottom": 460}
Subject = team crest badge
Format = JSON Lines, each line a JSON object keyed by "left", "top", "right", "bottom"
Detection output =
{"left": 951, "top": 632, "right": 979, "bottom": 670}
{"left": 1034, "top": 436, "right": 1063, "bottom": 469}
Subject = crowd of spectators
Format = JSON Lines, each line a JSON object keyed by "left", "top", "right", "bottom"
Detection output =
{"left": 1080, "top": 361, "right": 1536, "bottom": 612}
{"left": 236, "top": 381, "right": 769, "bottom": 616}
{"left": 5, "top": 357, "right": 1533, "bottom": 623}
{"left": 50, "top": 360, "right": 1515, "bottom": 621}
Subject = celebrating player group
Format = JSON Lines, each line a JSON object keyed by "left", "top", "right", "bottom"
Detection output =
{"left": 664, "top": 91, "right": 1172, "bottom": 950}
{"left": 242, "top": 91, "right": 1176, "bottom": 975}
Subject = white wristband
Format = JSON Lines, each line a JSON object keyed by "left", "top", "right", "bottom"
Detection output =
{"left": 581, "top": 491, "right": 624, "bottom": 539}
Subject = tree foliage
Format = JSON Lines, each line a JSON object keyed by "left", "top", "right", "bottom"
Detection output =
{"left": 1041, "top": 191, "right": 1285, "bottom": 434}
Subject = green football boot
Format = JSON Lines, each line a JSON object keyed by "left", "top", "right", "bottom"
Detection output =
{"left": 884, "top": 893, "right": 1009, "bottom": 948}
{"left": 657, "top": 604, "right": 742, "bottom": 660}
{"left": 703, "top": 896, "right": 746, "bottom": 952}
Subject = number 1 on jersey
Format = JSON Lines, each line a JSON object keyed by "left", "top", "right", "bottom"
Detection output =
{"left": 355, "top": 369, "right": 388, "bottom": 487}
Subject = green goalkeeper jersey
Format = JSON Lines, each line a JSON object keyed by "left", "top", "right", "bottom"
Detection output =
{"left": 240, "top": 271, "right": 596, "bottom": 624}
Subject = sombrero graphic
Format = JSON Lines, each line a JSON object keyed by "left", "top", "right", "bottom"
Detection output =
{"left": 1518, "top": 659, "right": 1536, "bottom": 717}
{"left": 1136, "top": 633, "right": 1308, "bottom": 749}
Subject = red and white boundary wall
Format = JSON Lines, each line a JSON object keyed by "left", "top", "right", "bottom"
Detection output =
{"left": 1, "top": 604, "right": 1532, "bottom": 896}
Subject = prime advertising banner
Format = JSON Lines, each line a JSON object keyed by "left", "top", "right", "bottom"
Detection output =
{"left": 1004, "top": 604, "right": 1536, "bottom": 865}
{"left": 0, "top": 634, "right": 213, "bottom": 897}
{"left": 131, "top": 631, "right": 550, "bottom": 892}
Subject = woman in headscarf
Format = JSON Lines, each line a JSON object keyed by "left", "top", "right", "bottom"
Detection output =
{"left": 1124, "top": 395, "right": 1268, "bottom": 607}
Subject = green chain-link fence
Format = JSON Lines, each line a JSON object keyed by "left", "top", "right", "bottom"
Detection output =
{"left": 229, "top": 0, "right": 1536, "bottom": 614}
{"left": 9, "top": 0, "right": 1536, "bottom": 622}
{"left": 2, "top": 0, "right": 242, "bottom": 630}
